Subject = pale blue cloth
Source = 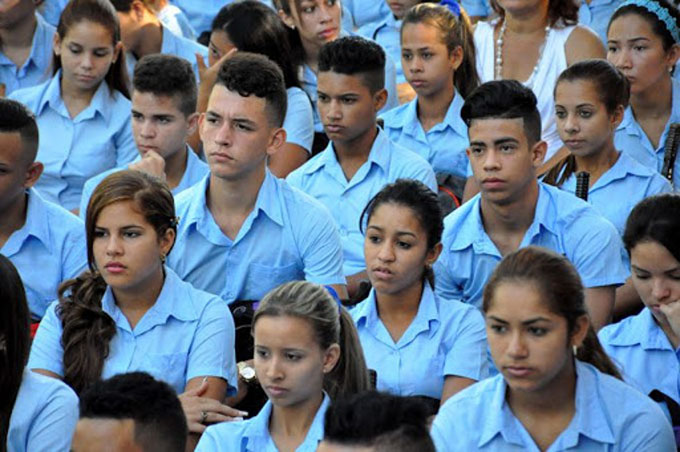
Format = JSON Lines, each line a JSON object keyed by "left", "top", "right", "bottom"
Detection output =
{"left": 461, "top": 0, "right": 492, "bottom": 17}
{"left": 158, "top": 4, "right": 197, "bottom": 41}
{"left": 342, "top": 0, "right": 391, "bottom": 29}
{"left": 579, "top": 0, "right": 622, "bottom": 45}
{"left": 351, "top": 284, "right": 487, "bottom": 399}
{"left": 358, "top": 13, "right": 404, "bottom": 84}
{"left": 2, "top": 189, "right": 86, "bottom": 320}
{"left": 284, "top": 87, "right": 314, "bottom": 153}
{"left": 286, "top": 129, "right": 437, "bottom": 275}
{"left": 430, "top": 360, "right": 675, "bottom": 451}
{"left": 37, "top": 1, "right": 69, "bottom": 27}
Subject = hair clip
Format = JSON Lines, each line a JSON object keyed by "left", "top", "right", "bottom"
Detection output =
{"left": 323, "top": 285, "right": 344, "bottom": 314}
{"left": 617, "top": 0, "right": 680, "bottom": 43}
{"left": 440, "top": 0, "right": 461, "bottom": 18}
{"left": 169, "top": 216, "right": 180, "bottom": 228}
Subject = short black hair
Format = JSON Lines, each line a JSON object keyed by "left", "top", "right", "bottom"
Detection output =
{"left": 0, "top": 98, "right": 39, "bottom": 164}
{"left": 107, "top": 0, "right": 133, "bottom": 12}
{"left": 79, "top": 372, "right": 187, "bottom": 452}
{"left": 318, "top": 36, "right": 386, "bottom": 94}
{"left": 215, "top": 52, "right": 287, "bottom": 127}
{"left": 323, "top": 391, "right": 435, "bottom": 451}
{"left": 461, "top": 80, "right": 542, "bottom": 145}
{"left": 133, "top": 54, "right": 197, "bottom": 117}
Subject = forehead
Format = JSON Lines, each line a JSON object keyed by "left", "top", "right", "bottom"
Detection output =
{"left": 254, "top": 315, "right": 319, "bottom": 349}
{"left": 72, "top": 418, "right": 141, "bottom": 452}
{"left": 468, "top": 117, "right": 527, "bottom": 142}
{"left": 62, "top": 20, "right": 114, "bottom": 46}
{"left": 207, "top": 84, "right": 269, "bottom": 121}
{"left": 317, "top": 441, "right": 374, "bottom": 452}
{"left": 486, "top": 280, "right": 557, "bottom": 320}
{"left": 96, "top": 200, "right": 148, "bottom": 227}
{"left": 631, "top": 240, "right": 680, "bottom": 269}
{"left": 132, "top": 91, "right": 183, "bottom": 115}
{"left": 401, "top": 21, "right": 446, "bottom": 47}
{"left": 318, "top": 71, "right": 372, "bottom": 95}
{"left": 0, "top": 131, "right": 25, "bottom": 164}
{"left": 608, "top": 13, "right": 659, "bottom": 41}
{"left": 368, "top": 203, "right": 425, "bottom": 233}
{"left": 554, "top": 79, "right": 600, "bottom": 105}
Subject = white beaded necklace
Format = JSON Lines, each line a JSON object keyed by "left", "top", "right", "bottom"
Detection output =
{"left": 494, "top": 19, "right": 551, "bottom": 87}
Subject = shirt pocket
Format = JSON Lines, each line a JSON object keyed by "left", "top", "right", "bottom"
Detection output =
{"left": 244, "top": 262, "right": 301, "bottom": 299}
{"left": 143, "top": 352, "right": 188, "bottom": 393}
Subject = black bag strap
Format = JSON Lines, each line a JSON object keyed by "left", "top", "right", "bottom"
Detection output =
{"left": 649, "top": 389, "right": 680, "bottom": 426}
{"left": 662, "top": 123, "right": 680, "bottom": 183}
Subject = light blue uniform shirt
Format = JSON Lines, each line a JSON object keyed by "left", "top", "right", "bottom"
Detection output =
{"left": 10, "top": 73, "right": 138, "bottom": 210}
{"left": 351, "top": 284, "right": 488, "bottom": 399}
{"left": 37, "top": 1, "right": 69, "bottom": 27}
{"left": 78, "top": 147, "right": 208, "bottom": 219}
{"left": 430, "top": 360, "right": 675, "bottom": 451}
{"left": 0, "top": 14, "right": 55, "bottom": 96}
{"left": 168, "top": 0, "right": 226, "bottom": 34}
{"left": 168, "top": 170, "right": 346, "bottom": 303}
{"left": 578, "top": 0, "right": 621, "bottom": 45}
{"left": 2, "top": 188, "right": 86, "bottom": 320}
{"left": 381, "top": 91, "right": 469, "bottom": 177}
{"left": 358, "top": 14, "right": 404, "bottom": 84}
{"left": 28, "top": 267, "right": 238, "bottom": 395}
{"left": 8, "top": 370, "right": 79, "bottom": 452}
{"left": 599, "top": 308, "right": 680, "bottom": 422}
{"left": 461, "top": 0, "right": 492, "bottom": 17}
{"left": 284, "top": 87, "right": 314, "bottom": 153}
{"left": 286, "top": 129, "right": 437, "bottom": 275}
{"left": 158, "top": 4, "right": 197, "bottom": 41}
{"left": 614, "top": 78, "right": 680, "bottom": 190}
{"left": 196, "top": 394, "right": 330, "bottom": 452}
{"left": 342, "top": 0, "right": 391, "bottom": 29}
{"left": 434, "top": 182, "right": 628, "bottom": 308}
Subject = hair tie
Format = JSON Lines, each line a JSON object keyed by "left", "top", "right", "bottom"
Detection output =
{"left": 323, "top": 285, "right": 343, "bottom": 314}
{"left": 440, "top": 0, "right": 461, "bottom": 18}
{"left": 617, "top": 0, "right": 680, "bottom": 43}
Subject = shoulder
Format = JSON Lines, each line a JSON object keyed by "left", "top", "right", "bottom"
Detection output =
{"left": 287, "top": 152, "right": 326, "bottom": 182}
{"left": 174, "top": 178, "right": 205, "bottom": 213}
{"left": 437, "top": 293, "right": 484, "bottom": 326}
{"left": 565, "top": 25, "right": 606, "bottom": 62}
{"left": 277, "top": 177, "right": 333, "bottom": 217}
{"left": 21, "top": 370, "right": 78, "bottom": 406}
{"left": 541, "top": 183, "right": 609, "bottom": 228}
{"left": 9, "top": 80, "right": 49, "bottom": 109}
{"left": 598, "top": 310, "right": 646, "bottom": 346}
{"left": 380, "top": 101, "right": 411, "bottom": 128}
{"left": 388, "top": 140, "right": 433, "bottom": 172}
{"left": 198, "top": 419, "right": 249, "bottom": 451}
{"left": 442, "top": 195, "right": 478, "bottom": 237}
{"left": 436, "top": 376, "right": 500, "bottom": 421}
{"left": 287, "top": 86, "right": 311, "bottom": 106}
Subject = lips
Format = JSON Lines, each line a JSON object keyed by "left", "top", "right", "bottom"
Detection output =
{"left": 503, "top": 366, "right": 534, "bottom": 378}
{"left": 564, "top": 139, "right": 585, "bottom": 148}
{"left": 75, "top": 74, "right": 96, "bottom": 83}
{"left": 209, "top": 152, "right": 234, "bottom": 162}
{"left": 481, "top": 178, "right": 506, "bottom": 189}
{"left": 409, "top": 79, "right": 427, "bottom": 88}
{"left": 319, "top": 27, "right": 337, "bottom": 40}
{"left": 104, "top": 262, "right": 126, "bottom": 274}
{"left": 265, "top": 386, "right": 289, "bottom": 397}
{"left": 324, "top": 124, "right": 344, "bottom": 134}
{"left": 371, "top": 266, "right": 394, "bottom": 280}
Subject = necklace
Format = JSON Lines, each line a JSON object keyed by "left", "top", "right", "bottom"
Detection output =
{"left": 495, "top": 19, "right": 551, "bottom": 86}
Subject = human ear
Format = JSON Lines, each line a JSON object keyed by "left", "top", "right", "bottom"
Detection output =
{"left": 266, "top": 127, "right": 287, "bottom": 157}
{"left": 571, "top": 314, "right": 590, "bottom": 349}
{"left": 186, "top": 112, "right": 200, "bottom": 137}
{"left": 425, "top": 242, "right": 443, "bottom": 268}
{"left": 610, "top": 104, "right": 625, "bottom": 130}
{"left": 24, "top": 162, "right": 44, "bottom": 188}
{"left": 530, "top": 140, "right": 547, "bottom": 168}
{"left": 322, "top": 343, "right": 341, "bottom": 374}
{"left": 449, "top": 45, "right": 464, "bottom": 72}
{"left": 159, "top": 227, "right": 176, "bottom": 257}
{"left": 373, "top": 88, "right": 388, "bottom": 112}
{"left": 52, "top": 33, "right": 62, "bottom": 57}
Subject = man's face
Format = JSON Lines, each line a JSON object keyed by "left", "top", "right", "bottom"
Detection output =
{"left": 0, "top": 0, "right": 35, "bottom": 30}
{"left": 71, "top": 418, "right": 143, "bottom": 452}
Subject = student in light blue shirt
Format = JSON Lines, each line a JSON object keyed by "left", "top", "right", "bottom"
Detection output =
{"left": 434, "top": 80, "right": 627, "bottom": 330}
{"left": 342, "top": 0, "right": 391, "bottom": 29}
{"left": 460, "top": 0, "right": 491, "bottom": 19}
{"left": 0, "top": 6, "right": 55, "bottom": 96}
{"left": 168, "top": 0, "right": 224, "bottom": 35}
{"left": 169, "top": 53, "right": 347, "bottom": 303}
{"left": 79, "top": 54, "right": 207, "bottom": 218}
{"left": 287, "top": 37, "right": 436, "bottom": 296}
{"left": 196, "top": 281, "right": 371, "bottom": 452}
{"left": 579, "top": 0, "right": 621, "bottom": 45}
{"left": 351, "top": 180, "right": 487, "bottom": 406}
{"left": 431, "top": 246, "right": 675, "bottom": 452}
{"left": 155, "top": 1, "right": 197, "bottom": 41}
{"left": 381, "top": 3, "right": 480, "bottom": 179}
{"left": 9, "top": 0, "right": 137, "bottom": 211}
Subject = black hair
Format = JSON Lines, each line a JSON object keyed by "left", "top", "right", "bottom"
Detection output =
{"left": 623, "top": 193, "right": 680, "bottom": 261}
{"left": 79, "top": 372, "right": 187, "bottom": 452}
{"left": 0, "top": 98, "right": 39, "bottom": 164}
{"left": 360, "top": 179, "right": 442, "bottom": 287}
{"left": 608, "top": 0, "right": 680, "bottom": 53}
{"left": 133, "top": 54, "right": 197, "bottom": 117}
{"left": 318, "top": 36, "right": 386, "bottom": 94}
{"left": 215, "top": 52, "right": 287, "bottom": 127}
{"left": 461, "top": 80, "right": 542, "bottom": 145}
{"left": 322, "top": 390, "right": 435, "bottom": 451}
{"left": 107, "top": 0, "right": 135, "bottom": 12}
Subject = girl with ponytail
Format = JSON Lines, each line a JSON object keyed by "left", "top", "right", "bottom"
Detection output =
{"left": 197, "top": 280, "right": 370, "bottom": 451}
{"left": 351, "top": 179, "right": 487, "bottom": 410}
{"left": 431, "top": 246, "right": 674, "bottom": 451}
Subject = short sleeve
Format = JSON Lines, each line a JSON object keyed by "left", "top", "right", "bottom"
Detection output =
{"left": 443, "top": 305, "right": 488, "bottom": 381}
{"left": 283, "top": 89, "right": 314, "bottom": 153}
{"left": 25, "top": 380, "right": 79, "bottom": 452}
{"left": 28, "top": 302, "right": 66, "bottom": 376}
{"left": 618, "top": 402, "right": 676, "bottom": 452}
{"left": 60, "top": 223, "right": 87, "bottom": 282}
{"left": 114, "top": 119, "right": 138, "bottom": 167}
{"left": 433, "top": 246, "right": 464, "bottom": 303}
{"left": 381, "top": 54, "right": 399, "bottom": 112}
{"left": 79, "top": 176, "right": 99, "bottom": 219}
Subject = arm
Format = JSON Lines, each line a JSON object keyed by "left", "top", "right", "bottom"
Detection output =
{"left": 268, "top": 144, "right": 309, "bottom": 179}
{"left": 585, "top": 286, "right": 615, "bottom": 331}
{"left": 28, "top": 303, "right": 66, "bottom": 378}
{"left": 346, "top": 270, "right": 369, "bottom": 299}
{"left": 565, "top": 25, "right": 606, "bottom": 65}
{"left": 25, "top": 382, "right": 79, "bottom": 452}
{"left": 614, "top": 278, "right": 643, "bottom": 321}
{"left": 441, "top": 376, "right": 476, "bottom": 405}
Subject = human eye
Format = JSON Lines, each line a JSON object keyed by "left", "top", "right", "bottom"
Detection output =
{"left": 318, "top": 93, "right": 329, "bottom": 103}
{"left": 234, "top": 122, "right": 254, "bottom": 132}
{"left": 341, "top": 96, "right": 356, "bottom": 105}
{"left": 157, "top": 116, "right": 172, "bottom": 125}
{"left": 607, "top": 45, "right": 618, "bottom": 53}
{"left": 528, "top": 326, "right": 548, "bottom": 337}
{"left": 402, "top": 51, "right": 412, "bottom": 61}
{"left": 326, "top": 0, "right": 337, "bottom": 6}
{"left": 499, "top": 144, "right": 515, "bottom": 153}
{"left": 286, "top": 352, "right": 303, "bottom": 361}
{"left": 209, "top": 45, "right": 221, "bottom": 59}
{"left": 421, "top": 52, "right": 433, "bottom": 59}
{"left": 123, "top": 230, "right": 141, "bottom": 239}
{"left": 633, "top": 271, "right": 650, "bottom": 280}
{"left": 94, "top": 49, "right": 110, "bottom": 58}
{"left": 397, "top": 241, "right": 412, "bottom": 249}
{"left": 93, "top": 228, "right": 107, "bottom": 238}
{"left": 579, "top": 110, "right": 593, "bottom": 118}
{"left": 469, "top": 146, "right": 484, "bottom": 155}
{"left": 633, "top": 45, "right": 647, "bottom": 51}
{"left": 255, "top": 347, "right": 269, "bottom": 359}
{"left": 555, "top": 109, "right": 566, "bottom": 119}
{"left": 131, "top": 112, "right": 143, "bottom": 121}
{"left": 205, "top": 114, "right": 219, "bottom": 125}
{"left": 68, "top": 44, "right": 81, "bottom": 54}
{"left": 367, "top": 234, "right": 381, "bottom": 244}
{"left": 489, "top": 324, "right": 507, "bottom": 334}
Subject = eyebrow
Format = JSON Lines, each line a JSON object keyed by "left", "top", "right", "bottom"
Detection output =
{"left": 317, "top": 89, "right": 360, "bottom": 98}
{"left": 608, "top": 37, "right": 650, "bottom": 44}
{"left": 94, "top": 225, "right": 143, "bottom": 230}
{"left": 487, "top": 315, "right": 552, "bottom": 325}
{"left": 470, "top": 137, "right": 519, "bottom": 147}
{"left": 631, "top": 264, "right": 680, "bottom": 273}
{"left": 366, "top": 225, "right": 416, "bottom": 237}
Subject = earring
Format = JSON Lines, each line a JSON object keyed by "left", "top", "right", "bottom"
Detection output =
{"left": 572, "top": 345, "right": 578, "bottom": 356}
{"left": 160, "top": 254, "right": 166, "bottom": 264}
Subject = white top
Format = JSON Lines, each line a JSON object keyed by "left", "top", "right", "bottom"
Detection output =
{"left": 474, "top": 20, "right": 576, "bottom": 161}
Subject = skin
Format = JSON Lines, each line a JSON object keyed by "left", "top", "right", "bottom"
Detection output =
{"left": 387, "top": 0, "right": 421, "bottom": 20}
{"left": 317, "top": 443, "right": 373, "bottom": 452}
{"left": 71, "top": 418, "right": 143, "bottom": 452}
{"left": 116, "top": 0, "right": 162, "bottom": 58}
{"left": 0, "top": 0, "right": 36, "bottom": 68}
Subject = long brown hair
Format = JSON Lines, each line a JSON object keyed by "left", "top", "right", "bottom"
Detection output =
{"left": 491, "top": 0, "right": 579, "bottom": 26}
{"left": 58, "top": 170, "right": 177, "bottom": 395}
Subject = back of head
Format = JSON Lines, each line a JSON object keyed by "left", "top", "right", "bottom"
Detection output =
{"left": 461, "top": 80, "right": 541, "bottom": 145}
{"left": 0, "top": 98, "right": 39, "bottom": 165}
{"left": 107, "top": 0, "right": 134, "bottom": 12}
{"left": 215, "top": 52, "right": 287, "bottom": 127}
{"left": 318, "top": 36, "right": 386, "bottom": 94}
{"left": 133, "top": 54, "right": 197, "bottom": 117}
{"left": 624, "top": 193, "right": 680, "bottom": 261}
{"left": 78, "top": 372, "right": 187, "bottom": 452}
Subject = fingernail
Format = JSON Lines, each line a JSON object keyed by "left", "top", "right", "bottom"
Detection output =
{"left": 233, "top": 417, "right": 244, "bottom": 421}
{"left": 239, "top": 411, "right": 248, "bottom": 416}
{"left": 202, "top": 377, "right": 208, "bottom": 385}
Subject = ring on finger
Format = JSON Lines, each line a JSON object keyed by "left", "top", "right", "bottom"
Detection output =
{"left": 200, "top": 411, "right": 208, "bottom": 424}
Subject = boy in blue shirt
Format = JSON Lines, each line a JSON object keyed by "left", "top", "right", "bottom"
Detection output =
{"left": 168, "top": 52, "right": 347, "bottom": 303}
{"left": 0, "top": 98, "right": 86, "bottom": 320}
{"left": 287, "top": 36, "right": 436, "bottom": 297}
{"left": 434, "top": 80, "right": 627, "bottom": 330}
{"left": 79, "top": 54, "right": 207, "bottom": 217}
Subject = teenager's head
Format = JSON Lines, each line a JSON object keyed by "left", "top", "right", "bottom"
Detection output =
{"left": 131, "top": 54, "right": 198, "bottom": 160}
{"left": 482, "top": 246, "right": 620, "bottom": 395}
{"left": 318, "top": 391, "right": 435, "bottom": 452}
{"left": 317, "top": 36, "right": 387, "bottom": 143}
{"left": 0, "top": 0, "right": 36, "bottom": 30}
{"left": 461, "top": 80, "right": 545, "bottom": 205}
{"left": 360, "top": 179, "right": 442, "bottom": 296}
{"left": 72, "top": 372, "right": 187, "bottom": 452}
{"left": 0, "top": 99, "right": 43, "bottom": 213}
{"left": 491, "top": 0, "right": 579, "bottom": 27}
{"left": 54, "top": 0, "right": 129, "bottom": 98}
{"left": 607, "top": 0, "right": 680, "bottom": 94}
{"left": 209, "top": 1, "right": 300, "bottom": 88}
{"left": 387, "top": 0, "right": 428, "bottom": 20}
{"left": 252, "top": 281, "right": 370, "bottom": 404}
{"left": 624, "top": 194, "right": 680, "bottom": 329}
{"left": 401, "top": 2, "right": 479, "bottom": 98}
{"left": 200, "top": 53, "right": 287, "bottom": 182}
{"left": 108, "top": 0, "right": 157, "bottom": 53}
{"left": 274, "top": 0, "right": 342, "bottom": 58}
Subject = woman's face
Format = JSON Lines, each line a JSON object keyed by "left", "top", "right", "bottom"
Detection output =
{"left": 281, "top": 0, "right": 341, "bottom": 50}
{"left": 208, "top": 29, "right": 236, "bottom": 67}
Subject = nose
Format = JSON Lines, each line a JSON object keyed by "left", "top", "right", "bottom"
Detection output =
{"left": 214, "top": 121, "right": 233, "bottom": 147}
{"left": 265, "top": 355, "right": 284, "bottom": 381}
{"left": 563, "top": 112, "right": 579, "bottom": 134}
{"left": 651, "top": 277, "right": 671, "bottom": 302}
{"left": 105, "top": 235, "right": 123, "bottom": 257}
{"left": 377, "top": 241, "right": 395, "bottom": 263}
{"left": 507, "top": 331, "right": 528, "bottom": 359}
{"left": 319, "top": 3, "right": 333, "bottom": 23}
{"left": 80, "top": 52, "right": 94, "bottom": 70}
{"left": 610, "top": 47, "right": 631, "bottom": 71}
{"left": 482, "top": 149, "right": 501, "bottom": 172}
{"left": 139, "top": 119, "right": 155, "bottom": 138}
{"left": 407, "top": 55, "right": 423, "bottom": 74}
{"left": 324, "top": 99, "right": 342, "bottom": 121}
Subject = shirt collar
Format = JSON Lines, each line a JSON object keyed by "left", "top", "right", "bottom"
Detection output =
{"left": 18, "top": 188, "right": 52, "bottom": 249}
{"left": 160, "top": 25, "right": 181, "bottom": 54}
{"left": 175, "top": 146, "right": 208, "bottom": 193}
{"left": 592, "top": 152, "right": 655, "bottom": 188}
{"left": 605, "top": 308, "right": 674, "bottom": 350}
{"left": 37, "top": 70, "right": 115, "bottom": 124}
{"left": 619, "top": 78, "right": 680, "bottom": 135}
{"left": 392, "top": 91, "right": 467, "bottom": 138}
{"left": 308, "top": 128, "right": 392, "bottom": 175}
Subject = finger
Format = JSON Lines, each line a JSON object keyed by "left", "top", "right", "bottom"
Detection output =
{"left": 196, "top": 53, "right": 207, "bottom": 72}
{"left": 214, "top": 48, "right": 236, "bottom": 68}
{"left": 198, "top": 399, "right": 248, "bottom": 418}
{"left": 203, "top": 413, "right": 242, "bottom": 424}
{"left": 186, "top": 420, "right": 207, "bottom": 434}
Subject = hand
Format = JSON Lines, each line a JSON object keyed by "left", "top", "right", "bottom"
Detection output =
{"left": 178, "top": 379, "right": 248, "bottom": 433}
{"left": 658, "top": 300, "right": 680, "bottom": 339}
{"left": 129, "top": 149, "right": 166, "bottom": 181}
{"left": 196, "top": 48, "right": 237, "bottom": 88}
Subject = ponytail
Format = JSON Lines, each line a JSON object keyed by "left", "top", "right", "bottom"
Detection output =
{"left": 453, "top": 9, "right": 480, "bottom": 99}
{"left": 542, "top": 154, "right": 576, "bottom": 187}
{"left": 576, "top": 327, "right": 622, "bottom": 379}
{"left": 326, "top": 308, "right": 371, "bottom": 399}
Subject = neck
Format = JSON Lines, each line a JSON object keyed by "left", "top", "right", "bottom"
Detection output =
{"left": 630, "top": 76, "right": 673, "bottom": 119}
{"left": 133, "top": 20, "right": 163, "bottom": 58}
{"left": 480, "top": 180, "right": 539, "bottom": 234}
{"left": 507, "top": 358, "right": 577, "bottom": 415}
{"left": 207, "top": 165, "right": 265, "bottom": 216}
{"left": 0, "top": 193, "right": 28, "bottom": 244}
{"left": 573, "top": 142, "right": 619, "bottom": 186}
{"left": 164, "top": 146, "right": 188, "bottom": 190}
{"left": 376, "top": 280, "right": 423, "bottom": 321}
{"left": 60, "top": 74, "right": 98, "bottom": 105}
{"left": 302, "top": 39, "right": 321, "bottom": 73}
{"left": 417, "top": 83, "right": 455, "bottom": 124}
{"left": 504, "top": 3, "right": 549, "bottom": 33}
{"left": 112, "top": 266, "right": 164, "bottom": 313}
{"left": 333, "top": 126, "right": 378, "bottom": 163}
{"left": 0, "top": 14, "right": 37, "bottom": 49}
{"left": 270, "top": 392, "right": 323, "bottom": 438}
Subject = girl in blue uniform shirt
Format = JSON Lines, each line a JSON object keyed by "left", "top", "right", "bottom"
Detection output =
{"left": 351, "top": 179, "right": 487, "bottom": 408}
{"left": 196, "top": 281, "right": 370, "bottom": 452}
{"left": 9, "top": 0, "right": 138, "bottom": 211}
{"left": 28, "top": 170, "right": 240, "bottom": 449}
{"left": 599, "top": 194, "right": 680, "bottom": 444}
{"left": 431, "top": 246, "right": 675, "bottom": 451}
{"left": 2, "top": 255, "right": 78, "bottom": 452}
{"left": 381, "top": 3, "right": 479, "bottom": 181}
{"left": 607, "top": 0, "right": 680, "bottom": 189}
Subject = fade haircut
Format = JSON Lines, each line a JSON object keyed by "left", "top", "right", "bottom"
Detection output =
{"left": 318, "top": 36, "right": 386, "bottom": 94}
{"left": 133, "top": 54, "right": 197, "bottom": 117}
{"left": 0, "top": 98, "right": 39, "bottom": 165}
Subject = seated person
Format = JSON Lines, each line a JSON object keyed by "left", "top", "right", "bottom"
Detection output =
{"left": 318, "top": 390, "right": 436, "bottom": 452}
{"left": 3, "top": 255, "right": 79, "bottom": 452}
{"left": 71, "top": 372, "right": 187, "bottom": 452}
{"left": 0, "top": 0, "right": 56, "bottom": 96}
{"left": 0, "top": 98, "right": 86, "bottom": 320}
{"left": 80, "top": 53, "right": 208, "bottom": 217}
{"left": 28, "top": 170, "right": 239, "bottom": 449}
{"left": 145, "top": 0, "right": 196, "bottom": 41}
{"left": 352, "top": 180, "right": 487, "bottom": 405}
{"left": 286, "top": 36, "right": 436, "bottom": 297}
{"left": 431, "top": 246, "right": 675, "bottom": 451}
{"left": 168, "top": 53, "right": 348, "bottom": 303}
{"left": 434, "top": 80, "right": 627, "bottom": 330}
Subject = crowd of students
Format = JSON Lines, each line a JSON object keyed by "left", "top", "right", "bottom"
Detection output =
{"left": 1, "top": 0, "right": 680, "bottom": 451}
